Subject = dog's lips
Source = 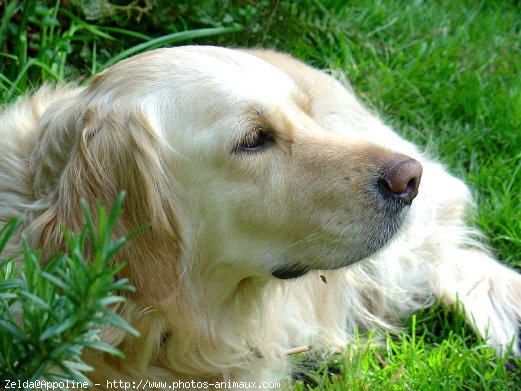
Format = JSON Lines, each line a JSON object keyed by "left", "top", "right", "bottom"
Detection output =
{"left": 270, "top": 222, "right": 404, "bottom": 280}
{"left": 271, "top": 266, "right": 309, "bottom": 280}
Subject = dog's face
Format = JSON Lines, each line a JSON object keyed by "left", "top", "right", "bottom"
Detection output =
{"left": 32, "top": 46, "right": 422, "bottom": 301}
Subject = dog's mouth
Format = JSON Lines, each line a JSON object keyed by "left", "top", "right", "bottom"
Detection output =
{"left": 270, "top": 218, "right": 406, "bottom": 281}
{"left": 269, "top": 194, "right": 412, "bottom": 281}
{"left": 271, "top": 265, "right": 309, "bottom": 280}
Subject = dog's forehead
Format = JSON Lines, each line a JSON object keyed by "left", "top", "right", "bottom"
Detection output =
{"left": 172, "top": 46, "right": 297, "bottom": 101}
{"left": 93, "top": 46, "right": 300, "bottom": 112}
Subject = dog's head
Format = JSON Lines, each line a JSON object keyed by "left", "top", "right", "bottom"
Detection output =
{"left": 29, "top": 46, "right": 422, "bottom": 303}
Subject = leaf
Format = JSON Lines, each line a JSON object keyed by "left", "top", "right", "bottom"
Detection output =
{"left": 28, "top": 361, "right": 50, "bottom": 382}
{"left": 0, "top": 319, "right": 27, "bottom": 340}
{"left": 94, "top": 312, "right": 139, "bottom": 337}
{"left": 41, "top": 272, "right": 67, "bottom": 290}
{"left": 84, "top": 341, "right": 125, "bottom": 359}
{"left": 63, "top": 359, "right": 94, "bottom": 373}
{"left": 105, "top": 237, "right": 127, "bottom": 262}
{"left": 106, "top": 278, "right": 135, "bottom": 292}
{"left": 0, "top": 216, "right": 22, "bottom": 253}
{"left": 97, "top": 295, "right": 126, "bottom": 306}
{"left": 107, "top": 191, "right": 126, "bottom": 234}
{"left": 50, "top": 342, "right": 80, "bottom": 358}
{"left": 49, "top": 361, "right": 93, "bottom": 384}
{"left": 40, "top": 315, "right": 78, "bottom": 341}
{"left": 80, "top": 198, "right": 96, "bottom": 249}
{"left": 0, "top": 279, "right": 22, "bottom": 291}
{"left": 18, "top": 290, "right": 50, "bottom": 311}
{"left": 0, "top": 292, "right": 18, "bottom": 300}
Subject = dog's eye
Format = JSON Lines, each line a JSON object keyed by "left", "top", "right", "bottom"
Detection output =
{"left": 237, "top": 130, "right": 275, "bottom": 152}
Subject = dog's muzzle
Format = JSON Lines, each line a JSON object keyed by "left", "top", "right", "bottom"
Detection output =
{"left": 271, "top": 153, "right": 423, "bottom": 281}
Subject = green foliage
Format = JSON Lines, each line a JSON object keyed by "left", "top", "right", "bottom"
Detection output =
{"left": 0, "top": 0, "right": 242, "bottom": 103}
{"left": 0, "top": 193, "right": 138, "bottom": 384}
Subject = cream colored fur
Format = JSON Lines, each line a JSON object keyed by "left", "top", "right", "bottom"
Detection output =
{"left": 1, "top": 46, "right": 520, "bottom": 389}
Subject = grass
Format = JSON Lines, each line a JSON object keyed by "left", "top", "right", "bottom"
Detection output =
{"left": 290, "top": 306, "right": 520, "bottom": 390}
{"left": 1, "top": 0, "right": 520, "bottom": 388}
{"left": 0, "top": 1, "right": 242, "bottom": 102}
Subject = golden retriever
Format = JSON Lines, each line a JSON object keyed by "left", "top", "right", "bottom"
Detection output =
{"left": 1, "top": 46, "right": 520, "bottom": 389}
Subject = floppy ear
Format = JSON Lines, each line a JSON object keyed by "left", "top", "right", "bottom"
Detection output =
{"left": 29, "top": 91, "right": 181, "bottom": 304}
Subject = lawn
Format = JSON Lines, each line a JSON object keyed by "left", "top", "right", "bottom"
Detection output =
{"left": 1, "top": 0, "right": 520, "bottom": 389}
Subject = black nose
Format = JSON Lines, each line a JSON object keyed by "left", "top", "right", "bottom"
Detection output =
{"left": 377, "top": 155, "right": 423, "bottom": 205}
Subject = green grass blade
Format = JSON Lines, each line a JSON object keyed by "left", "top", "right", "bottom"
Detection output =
{"left": 101, "top": 26, "right": 243, "bottom": 69}
{"left": 0, "top": 1, "right": 20, "bottom": 51}
{"left": 60, "top": 9, "right": 115, "bottom": 41}
{"left": 98, "top": 26, "right": 152, "bottom": 40}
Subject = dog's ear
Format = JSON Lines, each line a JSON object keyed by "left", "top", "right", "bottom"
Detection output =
{"left": 29, "top": 91, "right": 180, "bottom": 304}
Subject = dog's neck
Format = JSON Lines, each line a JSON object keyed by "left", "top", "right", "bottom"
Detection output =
{"left": 108, "top": 267, "right": 289, "bottom": 382}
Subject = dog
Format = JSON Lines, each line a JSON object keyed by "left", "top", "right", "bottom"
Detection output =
{"left": 1, "top": 46, "right": 520, "bottom": 389}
